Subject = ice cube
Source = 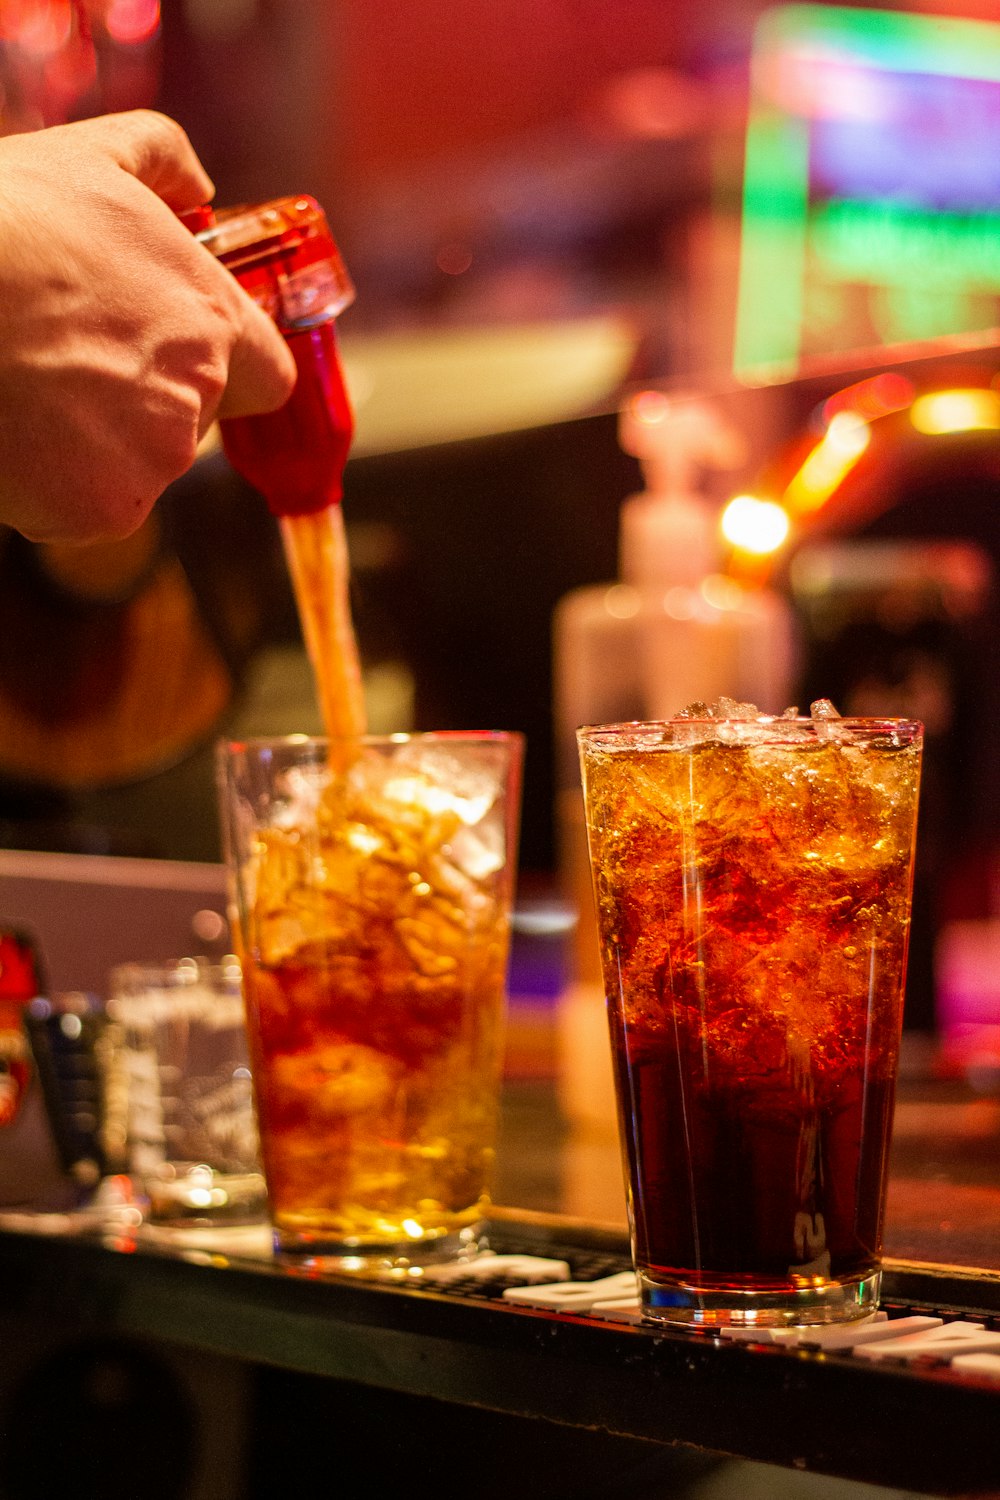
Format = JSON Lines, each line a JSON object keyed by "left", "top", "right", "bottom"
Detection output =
{"left": 446, "top": 823, "right": 505, "bottom": 881}
{"left": 273, "top": 764, "right": 329, "bottom": 827}
{"left": 716, "top": 695, "right": 762, "bottom": 720}
{"left": 392, "top": 743, "right": 502, "bottom": 825}
{"left": 394, "top": 917, "right": 460, "bottom": 977}
{"left": 810, "top": 698, "right": 855, "bottom": 743}
{"left": 675, "top": 696, "right": 762, "bottom": 725}
{"left": 665, "top": 720, "right": 712, "bottom": 746}
{"left": 271, "top": 1043, "right": 399, "bottom": 1117}
{"left": 424, "top": 850, "right": 495, "bottom": 914}
{"left": 717, "top": 718, "right": 770, "bottom": 744}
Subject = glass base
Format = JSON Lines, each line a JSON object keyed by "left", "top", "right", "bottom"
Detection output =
{"left": 272, "top": 1223, "right": 486, "bottom": 1279}
{"left": 145, "top": 1167, "right": 268, "bottom": 1227}
{"left": 638, "top": 1267, "right": 882, "bottom": 1330}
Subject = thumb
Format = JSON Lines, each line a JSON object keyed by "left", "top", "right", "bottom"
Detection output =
{"left": 215, "top": 302, "right": 298, "bottom": 423}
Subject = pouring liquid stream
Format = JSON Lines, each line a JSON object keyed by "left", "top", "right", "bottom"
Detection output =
{"left": 279, "top": 506, "right": 366, "bottom": 743}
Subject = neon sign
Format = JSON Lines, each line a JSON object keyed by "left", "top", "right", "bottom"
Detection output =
{"left": 734, "top": 5, "right": 1000, "bottom": 375}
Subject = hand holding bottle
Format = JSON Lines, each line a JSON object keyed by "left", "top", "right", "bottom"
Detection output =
{"left": 0, "top": 110, "right": 296, "bottom": 544}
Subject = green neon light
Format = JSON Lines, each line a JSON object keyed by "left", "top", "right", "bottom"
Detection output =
{"left": 760, "top": 4, "right": 1000, "bottom": 83}
{"left": 733, "top": 109, "right": 810, "bottom": 375}
{"left": 733, "top": 4, "right": 1000, "bottom": 376}
{"left": 810, "top": 201, "right": 1000, "bottom": 288}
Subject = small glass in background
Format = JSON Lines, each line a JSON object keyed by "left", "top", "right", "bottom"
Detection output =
{"left": 106, "top": 957, "right": 266, "bottom": 1227}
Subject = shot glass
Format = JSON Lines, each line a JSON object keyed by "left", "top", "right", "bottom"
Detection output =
{"left": 108, "top": 957, "right": 266, "bottom": 1226}
{"left": 578, "top": 713, "right": 923, "bottom": 1329}
{"left": 218, "top": 732, "right": 523, "bottom": 1275}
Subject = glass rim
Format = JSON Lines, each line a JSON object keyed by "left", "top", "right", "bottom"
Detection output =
{"left": 219, "top": 730, "right": 523, "bottom": 754}
{"left": 577, "top": 716, "right": 924, "bottom": 743}
{"left": 108, "top": 956, "right": 242, "bottom": 988}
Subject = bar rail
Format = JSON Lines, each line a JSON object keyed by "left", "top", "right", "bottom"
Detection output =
{"left": 2, "top": 1212, "right": 1000, "bottom": 1497}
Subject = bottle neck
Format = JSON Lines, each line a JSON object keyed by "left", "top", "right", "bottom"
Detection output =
{"left": 219, "top": 322, "right": 354, "bottom": 518}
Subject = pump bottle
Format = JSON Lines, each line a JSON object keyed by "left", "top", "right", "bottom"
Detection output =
{"left": 552, "top": 392, "right": 797, "bottom": 1161}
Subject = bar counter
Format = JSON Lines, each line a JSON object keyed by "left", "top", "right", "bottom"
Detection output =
{"left": 3, "top": 1038, "right": 1000, "bottom": 1500}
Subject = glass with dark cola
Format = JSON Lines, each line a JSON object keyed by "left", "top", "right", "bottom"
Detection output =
{"left": 578, "top": 700, "right": 922, "bottom": 1328}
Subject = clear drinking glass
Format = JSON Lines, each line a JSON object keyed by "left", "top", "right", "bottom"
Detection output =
{"left": 578, "top": 714, "right": 923, "bottom": 1329}
{"left": 217, "top": 732, "right": 523, "bottom": 1275}
{"left": 108, "top": 957, "right": 266, "bottom": 1226}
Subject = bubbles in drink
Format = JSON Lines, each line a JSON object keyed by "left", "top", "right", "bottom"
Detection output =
{"left": 239, "top": 739, "right": 516, "bottom": 1256}
{"left": 579, "top": 713, "right": 922, "bottom": 1310}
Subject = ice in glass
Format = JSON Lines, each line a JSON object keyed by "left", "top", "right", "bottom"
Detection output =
{"left": 219, "top": 732, "right": 522, "bottom": 1273}
{"left": 578, "top": 701, "right": 922, "bottom": 1327}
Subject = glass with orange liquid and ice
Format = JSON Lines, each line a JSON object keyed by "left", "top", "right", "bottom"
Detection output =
{"left": 219, "top": 732, "right": 522, "bottom": 1273}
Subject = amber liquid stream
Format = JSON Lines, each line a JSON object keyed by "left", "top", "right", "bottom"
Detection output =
{"left": 279, "top": 506, "right": 366, "bottom": 740}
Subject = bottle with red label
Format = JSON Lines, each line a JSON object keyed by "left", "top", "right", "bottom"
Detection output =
{"left": 0, "top": 928, "right": 42, "bottom": 1128}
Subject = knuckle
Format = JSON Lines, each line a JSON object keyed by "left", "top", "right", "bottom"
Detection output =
{"left": 112, "top": 108, "right": 187, "bottom": 148}
{"left": 163, "top": 409, "right": 203, "bottom": 479}
{"left": 142, "top": 110, "right": 192, "bottom": 152}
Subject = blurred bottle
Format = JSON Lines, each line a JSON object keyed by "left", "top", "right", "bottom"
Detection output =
{"left": 0, "top": 928, "right": 39, "bottom": 1131}
{"left": 0, "top": 927, "right": 104, "bottom": 1208}
{"left": 552, "top": 392, "right": 796, "bottom": 1140}
{"left": 23, "top": 991, "right": 106, "bottom": 1191}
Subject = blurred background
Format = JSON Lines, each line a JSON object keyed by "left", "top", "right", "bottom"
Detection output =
{"left": 2, "top": 0, "right": 1000, "bottom": 1060}
{"left": 4, "top": 17, "right": 1000, "bottom": 1492}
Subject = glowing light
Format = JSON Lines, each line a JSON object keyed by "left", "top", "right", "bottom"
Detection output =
{"left": 784, "top": 412, "right": 870, "bottom": 514}
{"left": 402, "top": 1218, "right": 423, "bottom": 1239}
{"left": 105, "top": 0, "right": 160, "bottom": 46}
{"left": 8, "top": 0, "right": 72, "bottom": 56}
{"left": 826, "top": 411, "right": 870, "bottom": 455}
{"left": 192, "top": 907, "right": 226, "bottom": 944}
{"left": 662, "top": 586, "right": 697, "bottom": 621}
{"left": 910, "top": 388, "right": 1000, "bottom": 434}
{"left": 628, "top": 389, "right": 672, "bottom": 428}
{"left": 735, "top": 5, "right": 1000, "bottom": 373}
{"left": 700, "top": 574, "right": 746, "bottom": 611}
{"left": 822, "top": 372, "right": 915, "bottom": 424}
{"left": 720, "top": 496, "right": 791, "bottom": 556}
{"left": 603, "top": 583, "right": 640, "bottom": 620}
{"left": 810, "top": 200, "right": 1000, "bottom": 287}
{"left": 435, "top": 241, "right": 473, "bottom": 276}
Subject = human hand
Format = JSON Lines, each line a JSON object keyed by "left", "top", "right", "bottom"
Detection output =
{"left": 0, "top": 110, "right": 297, "bottom": 543}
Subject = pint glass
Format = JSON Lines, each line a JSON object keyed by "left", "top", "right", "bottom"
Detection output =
{"left": 578, "top": 712, "right": 922, "bottom": 1328}
{"left": 219, "top": 732, "right": 522, "bottom": 1274}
